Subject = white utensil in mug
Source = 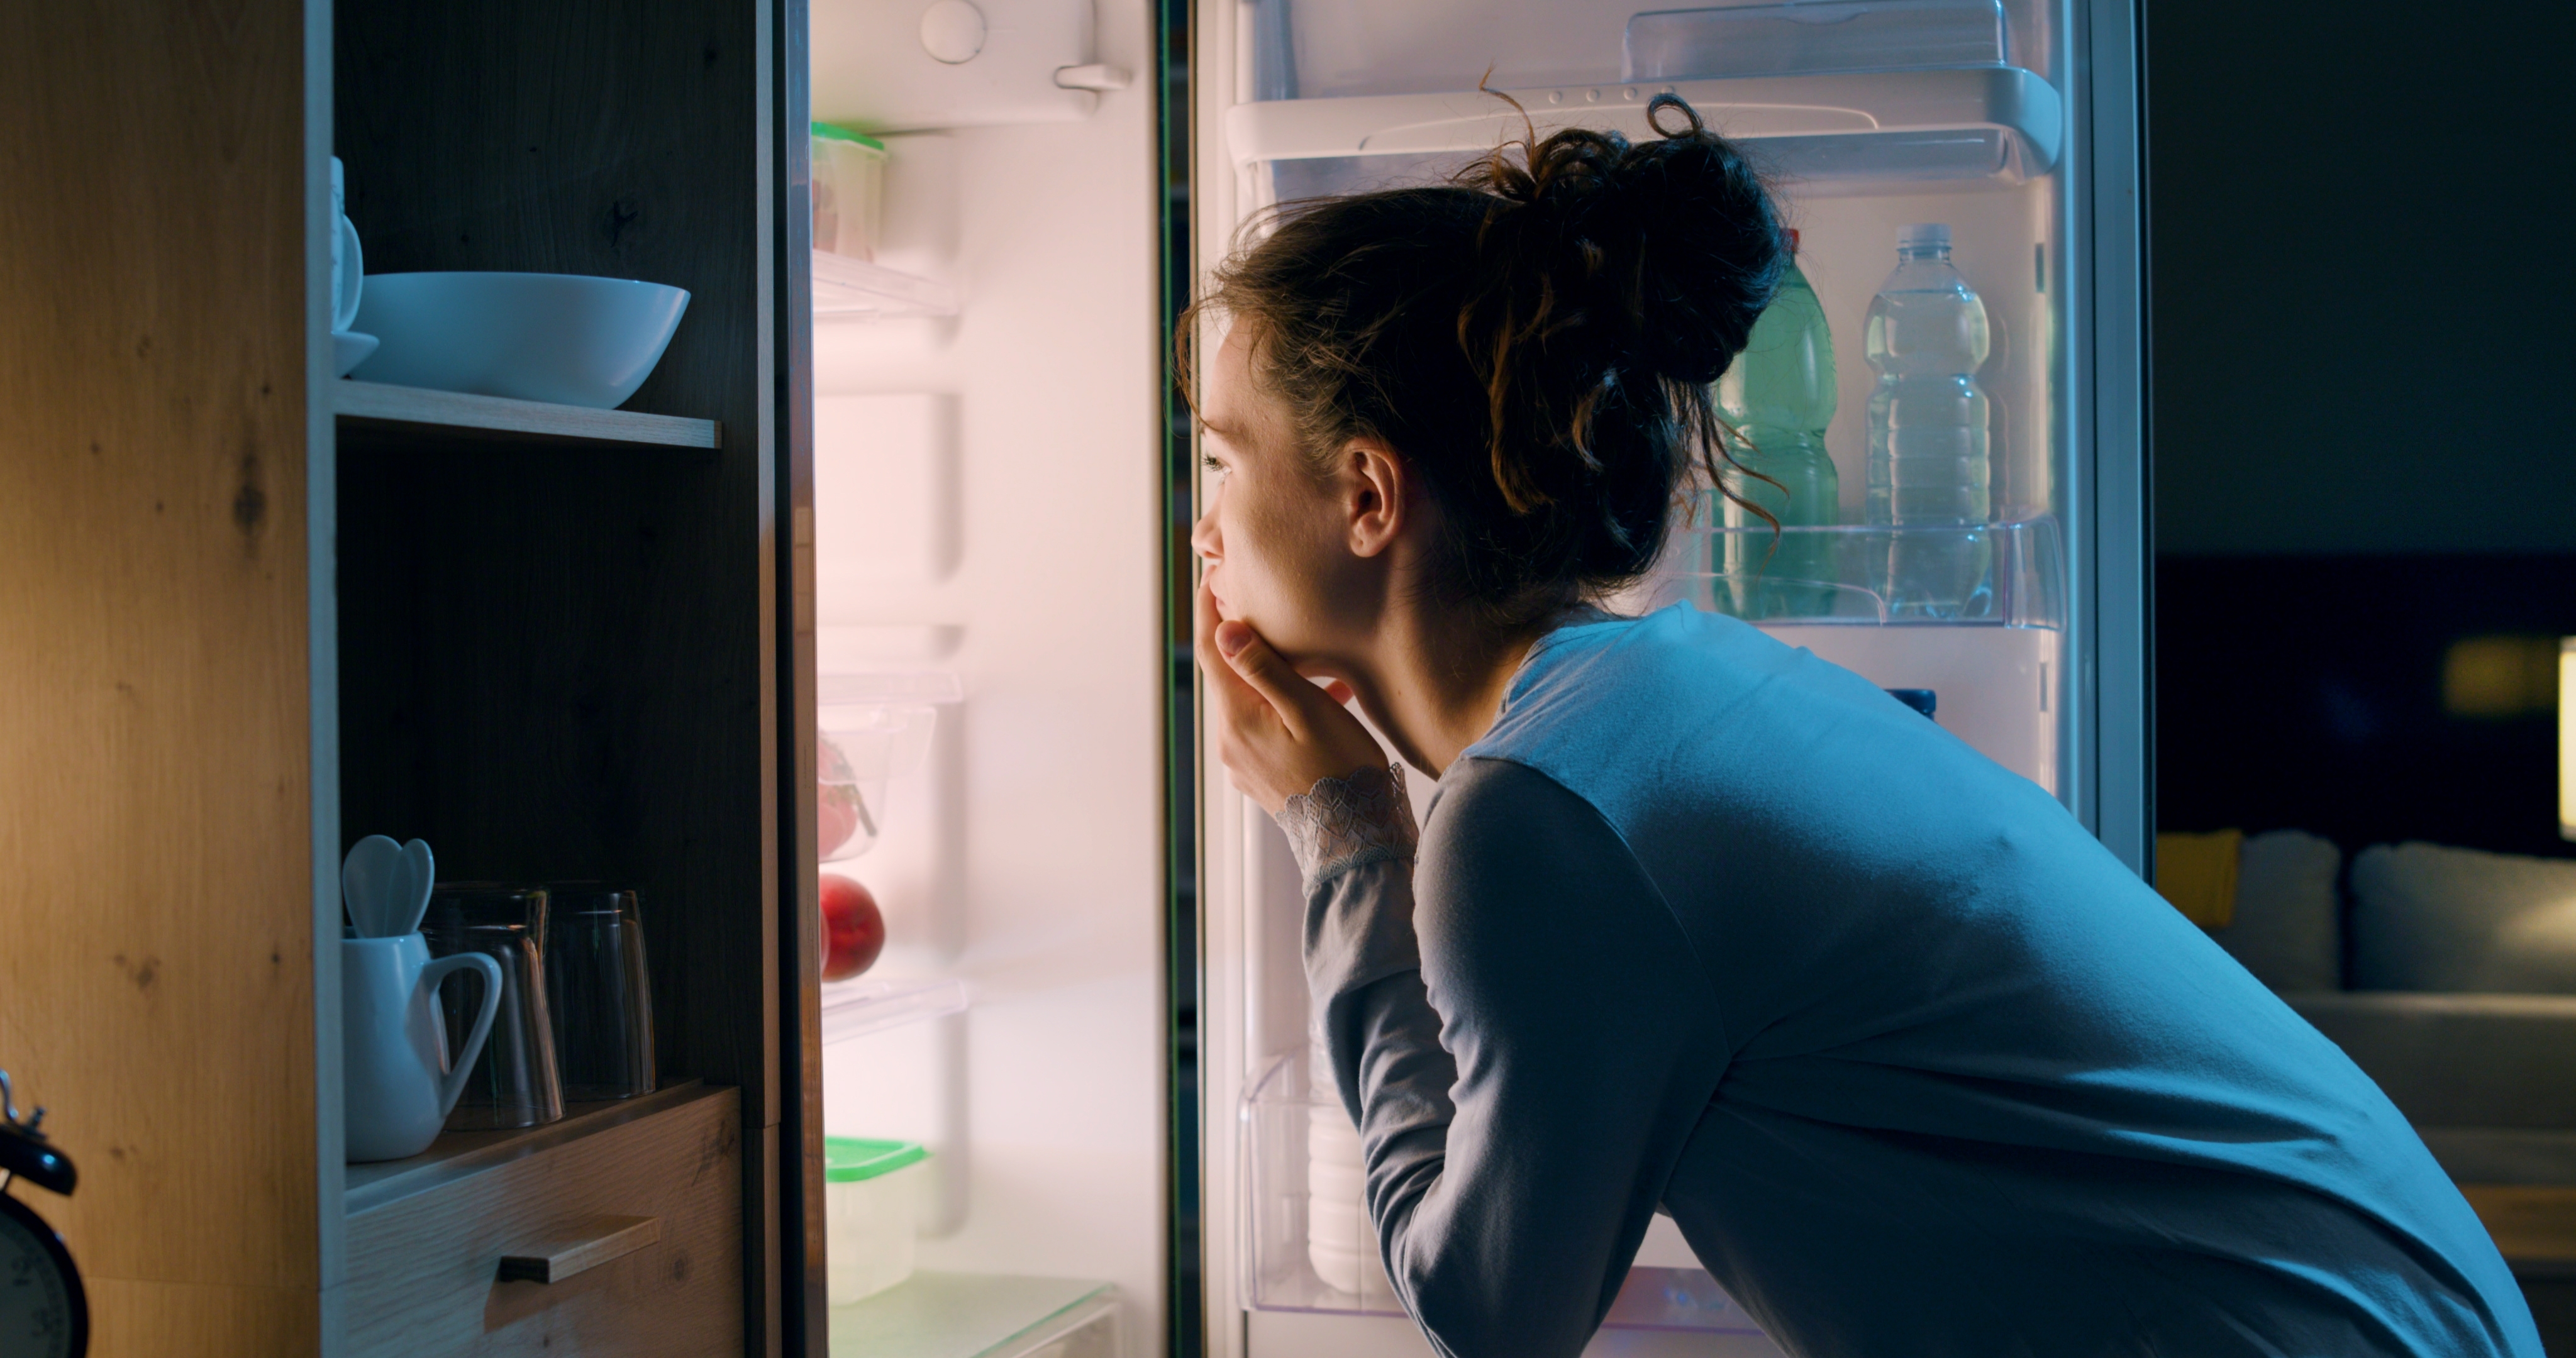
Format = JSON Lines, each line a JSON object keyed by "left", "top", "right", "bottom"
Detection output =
{"left": 341, "top": 834, "right": 404, "bottom": 937}
{"left": 395, "top": 838, "right": 435, "bottom": 937}
{"left": 343, "top": 934, "right": 501, "bottom": 1162}
{"left": 330, "top": 156, "right": 364, "bottom": 334}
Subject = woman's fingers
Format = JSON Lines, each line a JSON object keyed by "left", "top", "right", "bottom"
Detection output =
{"left": 1192, "top": 577, "right": 1389, "bottom": 812}
{"left": 1194, "top": 578, "right": 1269, "bottom": 719}
{"left": 1213, "top": 621, "right": 1317, "bottom": 739}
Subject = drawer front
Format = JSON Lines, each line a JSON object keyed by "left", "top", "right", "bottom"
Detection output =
{"left": 345, "top": 1086, "right": 742, "bottom": 1356}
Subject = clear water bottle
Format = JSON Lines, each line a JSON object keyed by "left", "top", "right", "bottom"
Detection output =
{"left": 1863, "top": 223, "right": 1992, "bottom": 617}
{"left": 1715, "top": 229, "right": 1840, "bottom": 618}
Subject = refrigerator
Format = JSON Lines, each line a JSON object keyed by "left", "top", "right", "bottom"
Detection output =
{"left": 801, "top": 0, "right": 2143, "bottom": 1351}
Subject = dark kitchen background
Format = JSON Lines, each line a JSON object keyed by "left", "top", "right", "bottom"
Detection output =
{"left": 2149, "top": 0, "right": 2576, "bottom": 862}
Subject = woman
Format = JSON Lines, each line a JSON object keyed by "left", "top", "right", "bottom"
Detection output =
{"left": 1189, "top": 98, "right": 2539, "bottom": 1358}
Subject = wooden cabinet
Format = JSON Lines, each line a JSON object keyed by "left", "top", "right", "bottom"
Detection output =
{"left": 343, "top": 1083, "right": 741, "bottom": 1356}
{"left": 0, "top": 0, "right": 823, "bottom": 1353}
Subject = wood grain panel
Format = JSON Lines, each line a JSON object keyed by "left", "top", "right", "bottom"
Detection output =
{"left": 84, "top": 1278, "right": 319, "bottom": 1357}
{"left": 344, "top": 1085, "right": 741, "bottom": 1355}
{"left": 0, "top": 0, "right": 320, "bottom": 1323}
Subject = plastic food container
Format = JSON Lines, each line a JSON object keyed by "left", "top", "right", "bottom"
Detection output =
{"left": 818, "top": 671, "right": 959, "bottom": 860}
{"left": 826, "top": 1137, "right": 929, "bottom": 1304}
{"left": 811, "top": 123, "right": 887, "bottom": 261}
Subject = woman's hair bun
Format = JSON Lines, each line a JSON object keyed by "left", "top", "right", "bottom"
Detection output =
{"left": 1191, "top": 92, "right": 1788, "bottom": 629}
{"left": 1463, "top": 94, "right": 1787, "bottom": 389}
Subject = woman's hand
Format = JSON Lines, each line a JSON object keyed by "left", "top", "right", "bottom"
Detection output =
{"left": 1196, "top": 578, "right": 1388, "bottom": 815}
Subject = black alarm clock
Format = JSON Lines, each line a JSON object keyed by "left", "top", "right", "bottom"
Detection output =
{"left": 0, "top": 1071, "right": 86, "bottom": 1358}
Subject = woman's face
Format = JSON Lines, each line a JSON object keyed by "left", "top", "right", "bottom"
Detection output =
{"left": 1189, "top": 328, "right": 1371, "bottom": 665}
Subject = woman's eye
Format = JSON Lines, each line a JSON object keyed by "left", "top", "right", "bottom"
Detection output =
{"left": 1201, "top": 454, "right": 1228, "bottom": 477}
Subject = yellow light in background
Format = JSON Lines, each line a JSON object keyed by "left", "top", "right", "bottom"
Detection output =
{"left": 2444, "top": 634, "right": 2561, "bottom": 719}
{"left": 2562, "top": 639, "right": 2575, "bottom": 841}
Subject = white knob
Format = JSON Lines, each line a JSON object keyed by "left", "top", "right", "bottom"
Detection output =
{"left": 919, "top": 0, "right": 987, "bottom": 64}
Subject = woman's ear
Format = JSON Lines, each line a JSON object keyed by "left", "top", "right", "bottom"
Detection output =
{"left": 1340, "top": 438, "right": 1409, "bottom": 559}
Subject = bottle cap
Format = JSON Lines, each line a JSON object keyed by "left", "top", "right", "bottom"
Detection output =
{"left": 1898, "top": 222, "right": 1951, "bottom": 250}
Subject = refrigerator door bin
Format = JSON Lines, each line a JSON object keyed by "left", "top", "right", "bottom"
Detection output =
{"left": 1660, "top": 517, "right": 2065, "bottom": 627}
{"left": 1225, "top": 65, "right": 2062, "bottom": 189}
{"left": 1625, "top": 0, "right": 2011, "bottom": 82}
{"left": 1648, "top": 519, "right": 2067, "bottom": 794}
{"left": 1240, "top": 1053, "right": 1770, "bottom": 1335}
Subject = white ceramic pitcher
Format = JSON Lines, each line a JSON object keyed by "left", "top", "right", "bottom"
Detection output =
{"left": 343, "top": 933, "right": 501, "bottom": 1162}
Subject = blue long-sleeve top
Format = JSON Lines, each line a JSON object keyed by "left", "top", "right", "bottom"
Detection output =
{"left": 1297, "top": 604, "right": 2540, "bottom": 1357}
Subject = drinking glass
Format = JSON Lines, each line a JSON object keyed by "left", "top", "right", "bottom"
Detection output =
{"left": 541, "top": 883, "right": 657, "bottom": 1102}
{"left": 423, "top": 885, "right": 563, "bottom": 1130}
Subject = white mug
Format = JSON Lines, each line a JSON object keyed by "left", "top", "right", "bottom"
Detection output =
{"left": 329, "top": 157, "right": 364, "bottom": 334}
{"left": 343, "top": 933, "right": 501, "bottom": 1162}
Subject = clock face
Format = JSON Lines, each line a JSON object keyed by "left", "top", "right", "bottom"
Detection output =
{"left": 0, "top": 1193, "right": 85, "bottom": 1358}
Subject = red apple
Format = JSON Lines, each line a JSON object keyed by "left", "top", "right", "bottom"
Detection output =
{"left": 819, "top": 873, "right": 884, "bottom": 981}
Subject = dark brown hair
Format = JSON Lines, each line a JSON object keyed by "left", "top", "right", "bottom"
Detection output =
{"left": 1191, "top": 95, "right": 1787, "bottom": 629}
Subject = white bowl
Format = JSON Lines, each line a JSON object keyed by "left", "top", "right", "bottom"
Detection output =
{"left": 330, "top": 329, "right": 379, "bottom": 378}
{"left": 348, "top": 272, "right": 690, "bottom": 409}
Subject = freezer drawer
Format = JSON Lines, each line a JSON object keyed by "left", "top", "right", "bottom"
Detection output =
{"left": 341, "top": 1081, "right": 743, "bottom": 1356}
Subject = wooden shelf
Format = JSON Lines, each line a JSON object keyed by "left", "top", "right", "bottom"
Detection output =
{"left": 333, "top": 379, "right": 721, "bottom": 450}
{"left": 345, "top": 1079, "right": 725, "bottom": 1215}
{"left": 828, "top": 1272, "right": 1116, "bottom": 1358}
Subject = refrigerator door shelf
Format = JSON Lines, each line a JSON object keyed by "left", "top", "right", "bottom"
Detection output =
{"left": 1239, "top": 1054, "right": 1770, "bottom": 1336}
{"left": 1649, "top": 520, "right": 2067, "bottom": 796}
{"left": 826, "top": 1271, "right": 1118, "bottom": 1357}
{"left": 1224, "top": 65, "right": 2060, "bottom": 179}
{"left": 814, "top": 250, "right": 962, "bottom": 319}
{"left": 1658, "top": 518, "right": 2068, "bottom": 629}
{"left": 820, "top": 975, "right": 970, "bottom": 1046}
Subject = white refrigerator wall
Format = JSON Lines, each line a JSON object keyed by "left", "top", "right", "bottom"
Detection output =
{"left": 809, "top": 0, "right": 1169, "bottom": 1346}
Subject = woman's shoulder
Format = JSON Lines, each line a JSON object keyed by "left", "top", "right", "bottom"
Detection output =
{"left": 1474, "top": 604, "right": 1875, "bottom": 762}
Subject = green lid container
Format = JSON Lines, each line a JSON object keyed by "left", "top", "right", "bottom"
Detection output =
{"left": 810, "top": 121, "right": 886, "bottom": 152}
{"left": 824, "top": 1136, "right": 928, "bottom": 1183}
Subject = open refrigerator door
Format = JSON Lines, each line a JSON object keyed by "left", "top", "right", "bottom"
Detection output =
{"left": 1191, "top": 0, "right": 2143, "bottom": 1355}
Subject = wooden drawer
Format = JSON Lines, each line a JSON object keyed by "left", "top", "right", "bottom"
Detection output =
{"left": 343, "top": 1081, "right": 742, "bottom": 1356}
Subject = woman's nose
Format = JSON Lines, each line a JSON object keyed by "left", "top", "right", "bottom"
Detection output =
{"left": 1189, "top": 504, "right": 1221, "bottom": 563}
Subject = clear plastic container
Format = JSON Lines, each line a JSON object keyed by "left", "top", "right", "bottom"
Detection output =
{"left": 1239, "top": 1052, "right": 1768, "bottom": 1333}
{"left": 811, "top": 122, "right": 887, "bottom": 261}
{"left": 1625, "top": 0, "right": 2008, "bottom": 82}
{"left": 818, "top": 671, "right": 960, "bottom": 860}
{"left": 825, "top": 1136, "right": 930, "bottom": 1305}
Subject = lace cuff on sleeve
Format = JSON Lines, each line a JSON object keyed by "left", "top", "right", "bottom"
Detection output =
{"left": 1272, "top": 763, "right": 1419, "bottom": 887}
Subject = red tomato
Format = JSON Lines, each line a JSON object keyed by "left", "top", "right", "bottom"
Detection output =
{"left": 819, "top": 873, "right": 884, "bottom": 981}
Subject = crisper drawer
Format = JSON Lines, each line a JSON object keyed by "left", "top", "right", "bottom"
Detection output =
{"left": 343, "top": 1080, "right": 743, "bottom": 1356}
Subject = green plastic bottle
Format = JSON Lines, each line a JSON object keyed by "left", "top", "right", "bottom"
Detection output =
{"left": 1714, "top": 229, "right": 1841, "bottom": 618}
